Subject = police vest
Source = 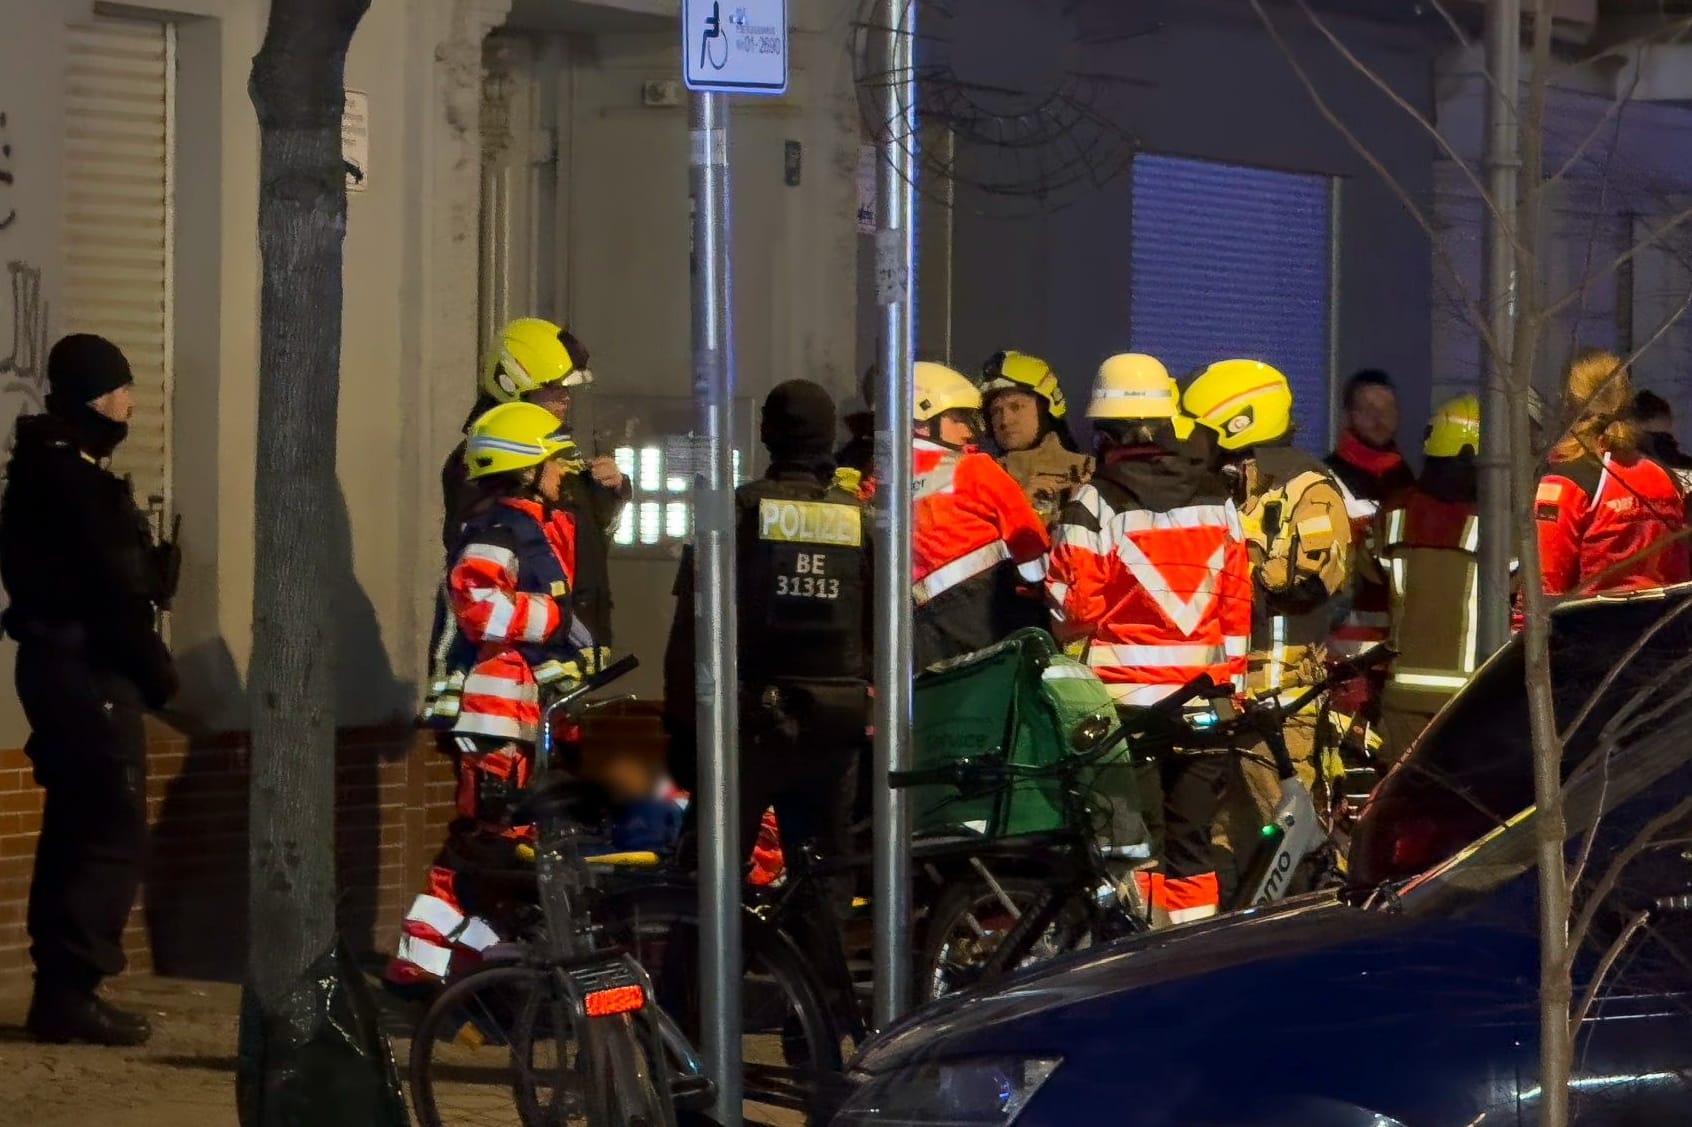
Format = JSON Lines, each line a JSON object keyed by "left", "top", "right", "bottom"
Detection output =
{"left": 736, "top": 472, "right": 869, "bottom": 684}
{"left": 419, "top": 503, "right": 600, "bottom": 729}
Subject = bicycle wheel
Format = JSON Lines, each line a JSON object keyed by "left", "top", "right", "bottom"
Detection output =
{"left": 588, "top": 1012, "right": 673, "bottom": 1127}
{"left": 919, "top": 875, "right": 1095, "bottom": 1002}
{"left": 409, "top": 961, "right": 591, "bottom": 1127}
{"left": 601, "top": 885, "right": 845, "bottom": 1127}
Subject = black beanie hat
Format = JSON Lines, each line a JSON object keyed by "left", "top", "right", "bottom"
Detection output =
{"left": 46, "top": 334, "right": 133, "bottom": 414}
{"left": 761, "top": 379, "right": 837, "bottom": 460}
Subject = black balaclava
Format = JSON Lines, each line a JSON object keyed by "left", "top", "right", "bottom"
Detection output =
{"left": 45, "top": 333, "right": 133, "bottom": 459}
{"left": 761, "top": 379, "right": 838, "bottom": 474}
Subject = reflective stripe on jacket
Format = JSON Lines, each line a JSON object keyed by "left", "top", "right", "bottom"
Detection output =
{"left": 1046, "top": 462, "right": 1250, "bottom": 707}
{"left": 911, "top": 438, "right": 1050, "bottom": 607}
{"left": 440, "top": 498, "right": 581, "bottom": 744}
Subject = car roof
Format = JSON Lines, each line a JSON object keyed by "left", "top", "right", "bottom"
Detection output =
{"left": 1350, "top": 583, "right": 1692, "bottom": 889}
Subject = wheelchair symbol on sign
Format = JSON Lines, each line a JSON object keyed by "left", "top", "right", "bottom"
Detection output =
{"left": 699, "top": 1, "right": 730, "bottom": 71}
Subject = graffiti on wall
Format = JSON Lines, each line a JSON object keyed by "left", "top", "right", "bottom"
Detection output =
{"left": 1, "top": 260, "right": 48, "bottom": 458}
{"left": 2, "top": 259, "right": 47, "bottom": 389}
{"left": 0, "top": 112, "right": 14, "bottom": 230}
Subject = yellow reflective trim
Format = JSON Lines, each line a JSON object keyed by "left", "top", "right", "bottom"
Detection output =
{"left": 1392, "top": 669, "right": 1470, "bottom": 690}
{"left": 1297, "top": 514, "right": 1333, "bottom": 538}
{"left": 757, "top": 498, "right": 864, "bottom": 547}
{"left": 1384, "top": 507, "right": 1406, "bottom": 549}
{"left": 584, "top": 851, "right": 662, "bottom": 868}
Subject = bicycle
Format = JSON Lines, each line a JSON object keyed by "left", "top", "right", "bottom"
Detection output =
{"left": 409, "top": 656, "right": 848, "bottom": 1127}
{"left": 408, "top": 656, "right": 710, "bottom": 1127}
{"left": 594, "top": 834, "right": 866, "bottom": 1122}
{"left": 900, "top": 644, "right": 1396, "bottom": 1001}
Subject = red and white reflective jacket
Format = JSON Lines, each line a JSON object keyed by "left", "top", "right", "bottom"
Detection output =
{"left": 911, "top": 437, "right": 1050, "bottom": 608}
{"left": 1535, "top": 452, "right": 1690, "bottom": 597}
{"left": 1046, "top": 452, "right": 1251, "bottom": 707}
{"left": 447, "top": 498, "right": 581, "bottom": 744}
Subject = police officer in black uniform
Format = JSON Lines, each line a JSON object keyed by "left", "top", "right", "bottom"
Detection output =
{"left": 1, "top": 334, "right": 179, "bottom": 1045}
{"left": 665, "top": 380, "right": 873, "bottom": 873}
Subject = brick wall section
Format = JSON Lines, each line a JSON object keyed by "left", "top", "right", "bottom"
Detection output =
{"left": 0, "top": 702, "right": 668, "bottom": 992}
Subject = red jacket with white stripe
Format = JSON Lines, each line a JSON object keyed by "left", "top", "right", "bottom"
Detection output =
{"left": 447, "top": 498, "right": 582, "bottom": 744}
{"left": 911, "top": 438, "right": 1051, "bottom": 657}
{"left": 1046, "top": 449, "right": 1251, "bottom": 707}
{"left": 1535, "top": 451, "right": 1689, "bottom": 597}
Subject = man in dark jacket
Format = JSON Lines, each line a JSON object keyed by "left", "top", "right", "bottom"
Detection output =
{"left": 1324, "top": 370, "right": 1416, "bottom": 732}
{"left": 1, "top": 334, "right": 178, "bottom": 1045}
{"left": 1630, "top": 389, "right": 1692, "bottom": 491}
{"left": 665, "top": 380, "right": 873, "bottom": 875}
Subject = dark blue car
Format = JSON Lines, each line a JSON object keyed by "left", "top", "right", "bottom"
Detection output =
{"left": 833, "top": 587, "right": 1692, "bottom": 1127}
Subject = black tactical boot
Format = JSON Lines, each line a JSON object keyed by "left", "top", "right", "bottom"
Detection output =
{"left": 26, "top": 985, "right": 152, "bottom": 1046}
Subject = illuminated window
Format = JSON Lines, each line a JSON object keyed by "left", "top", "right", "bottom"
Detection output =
{"left": 612, "top": 443, "right": 747, "bottom": 548}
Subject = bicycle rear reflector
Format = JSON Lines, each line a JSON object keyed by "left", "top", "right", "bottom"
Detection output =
{"left": 585, "top": 984, "right": 646, "bottom": 1017}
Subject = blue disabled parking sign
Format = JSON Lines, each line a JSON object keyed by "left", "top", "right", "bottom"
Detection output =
{"left": 684, "top": 0, "right": 789, "bottom": 96}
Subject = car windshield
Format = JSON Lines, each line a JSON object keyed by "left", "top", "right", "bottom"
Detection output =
{"left": 1349, "top": 584, "right": 1692, "bottom": 893}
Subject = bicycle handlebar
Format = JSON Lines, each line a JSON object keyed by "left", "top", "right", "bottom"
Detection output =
{"left": 542, "top": 654, "right": 640, "bottom": 724}
{"left": 887, "top": 643, "right": 1397, "bottom": 793}
{"left": 535, "top": 655, "right": 640, "bottom": 777}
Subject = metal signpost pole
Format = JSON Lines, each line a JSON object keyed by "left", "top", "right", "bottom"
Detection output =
{"left": 689, "top": 85, "right": 740, "bottom": 1124}
{"left": 872, "top": 0, "right": 918, "bottom": 1030}
{"left": 684, "top": 1, "right": 786, "bottom": 1119}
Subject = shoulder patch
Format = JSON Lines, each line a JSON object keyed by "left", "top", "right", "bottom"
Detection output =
{"left": 1295, "top": 512, "right": 1336, "bottom": 548}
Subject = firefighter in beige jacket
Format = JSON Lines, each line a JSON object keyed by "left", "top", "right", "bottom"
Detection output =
{"left": 1183, "top": 360, "right": 1352, "bottom": 894}
{"left": 980, "top": 351, "right": 1093, "bottom": 526}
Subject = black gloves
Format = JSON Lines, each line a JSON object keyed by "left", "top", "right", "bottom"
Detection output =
{"left": 152, "top": 515, "right": 182, "bottom": 608}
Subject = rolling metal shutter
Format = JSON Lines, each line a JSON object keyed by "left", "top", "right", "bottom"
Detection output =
{"left": 62, "top": 15, "right": 175, "bottom": 523}
{"left": 1130, "top": 154, "right": 1335, "bottom": 451}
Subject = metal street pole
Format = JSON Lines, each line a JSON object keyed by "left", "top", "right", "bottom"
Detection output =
{"left": 689, "top": 89, "right": 742, "bottom": 1125}
{"left": 1478, "top": 0, "right": 1520, "bottom": 655}
{"left": 873, "top": 0, "right": 918, "bottom": 1030}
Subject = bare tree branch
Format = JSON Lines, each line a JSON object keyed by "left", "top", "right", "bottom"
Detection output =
{"left": 1545, "top": 64, "right": 1642, "bottom": 189}
{"left": 1540, "top": 206, "right": 1692, "bottom": 323}
{"left": 1570, "top": 907, "right": 1652, "bottom": 1036}
{"left": 1245, "top": 0, "right": 1504, "bottom": 359}
{"left": 1570, "top": 792, "right": 1692, "bottom": 955}
{"left": 1292, "top": 0, "right": 1529, "bottom": 262}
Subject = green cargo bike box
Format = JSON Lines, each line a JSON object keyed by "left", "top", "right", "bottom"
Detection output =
{"left": 909, "top": 628, "right": 1144, "bottom": 850}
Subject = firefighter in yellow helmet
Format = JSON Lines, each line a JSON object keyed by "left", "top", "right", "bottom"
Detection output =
{"left": 1047, "top": 354, "right": 1249, "bottom": 926}
{"left": 979, "top": 350, "right": 1093, "bottom": 525}
{"left": 911, "top": 361, "right": 1051, "bottom": 666}
{"left": 445, "top": 318, "right": 628, "bottom": 631}
{"left": 1182, "top": 359, "right": 1351, "bottom": 896}
{"left": 1368, "top": 394, "right": 1485, "bottom": 762}
{"left": 394, "top": 401, "right": 591, "bottom": 986}
{"left": 444, "top": 318, "right": 625, "bottom": 549}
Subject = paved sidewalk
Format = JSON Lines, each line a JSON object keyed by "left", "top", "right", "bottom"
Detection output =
{"left": 3, "top": 977, "right": 246, "bottom": 1127}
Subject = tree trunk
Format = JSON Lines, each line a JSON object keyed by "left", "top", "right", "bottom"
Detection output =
{"left": 240, "top": 0, "right": 375, "bottom": 1122}
{"left": 1519, "top": 3, "right": 1574, "bottom": 1125}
